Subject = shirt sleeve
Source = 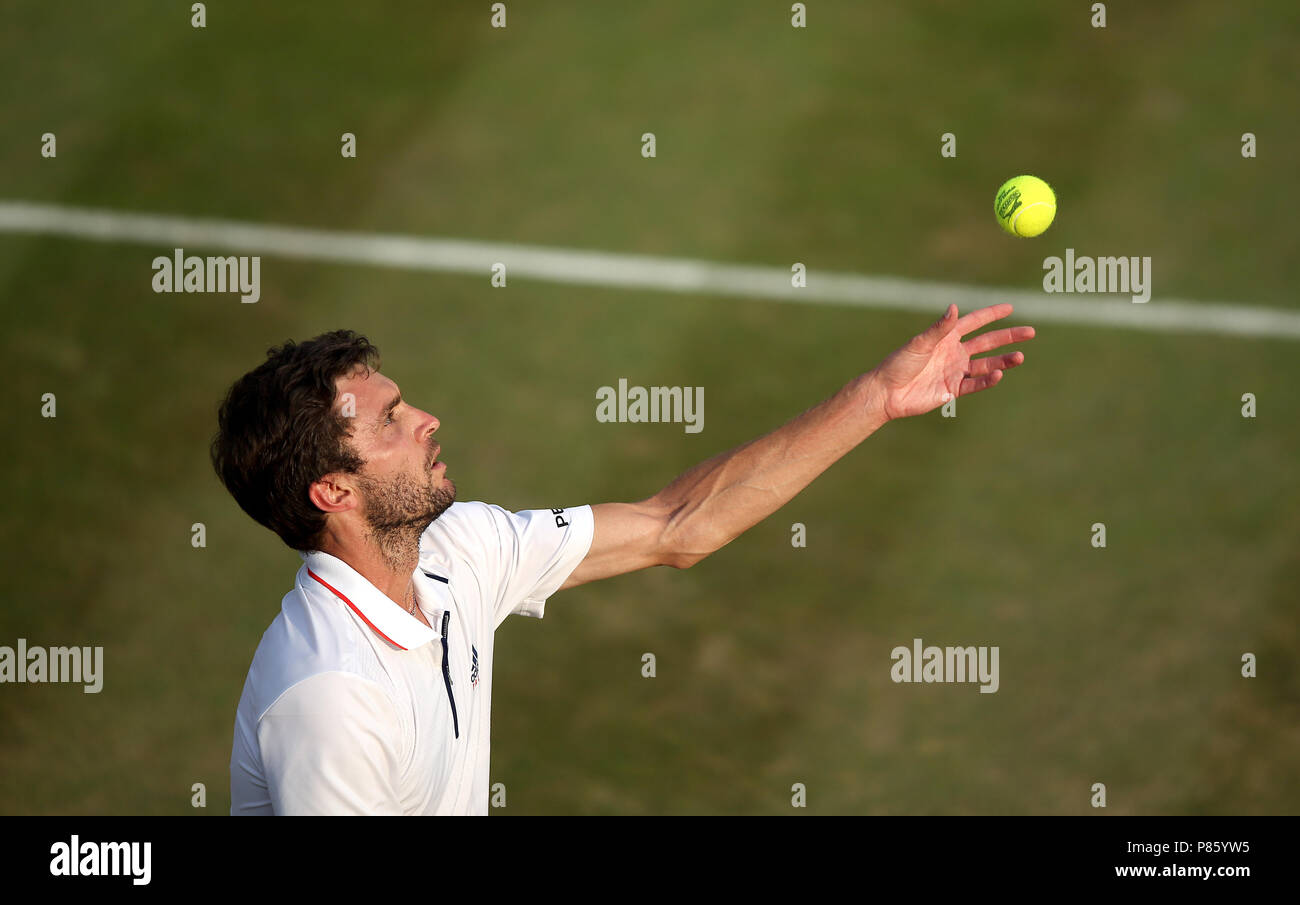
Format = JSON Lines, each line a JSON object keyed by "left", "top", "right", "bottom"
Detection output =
{"left": 422, "top": 502, "right": 595, "bottom": 630}
{"left": 257, "top": 671, "right": 404, "bottom": 816}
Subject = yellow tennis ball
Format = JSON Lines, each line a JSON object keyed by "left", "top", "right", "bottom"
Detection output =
{"left": 994, "top": 174, "right": 1056, "bottom": 237}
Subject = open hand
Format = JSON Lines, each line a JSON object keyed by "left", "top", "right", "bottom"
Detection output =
{"left": 868, "top": 304, "right": 1036, "bottom": 422}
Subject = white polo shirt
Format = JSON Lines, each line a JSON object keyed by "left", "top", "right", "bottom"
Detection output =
{"left": 230, "top": 501, "right": 594, "bottom": 815}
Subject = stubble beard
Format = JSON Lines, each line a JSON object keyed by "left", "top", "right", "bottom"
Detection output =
{"left": 356, "top": 462, "right": 456, "bottom": 576}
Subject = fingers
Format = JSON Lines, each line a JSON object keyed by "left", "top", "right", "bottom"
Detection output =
{"left": 955, "top": 303, "right": 1015, "bottom": 337}
{"left": 966, "top": 350, "right": 1025, "bottom": 377}
{"left": 965, "top": 325, "right": 1036, "bottom": 355}
{"left": 914, "top": 304, "right": 960, "bottom": 350}
{"left": 959, "top": 369, "right": 1004, "bottom": 396}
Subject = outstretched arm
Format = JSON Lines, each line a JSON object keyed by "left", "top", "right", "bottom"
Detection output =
{"left": 560, "top": 303, "right": 1035, "bottom": 589}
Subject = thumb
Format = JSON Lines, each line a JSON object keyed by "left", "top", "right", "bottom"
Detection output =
{"left": 915, "top": 304, "right": 957, "bottom": 349}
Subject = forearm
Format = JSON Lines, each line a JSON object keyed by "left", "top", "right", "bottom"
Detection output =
{"left": 655, "top": 370, "right": 889, "bottom": 565}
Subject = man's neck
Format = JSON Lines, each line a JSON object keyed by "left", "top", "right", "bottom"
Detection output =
{"left": 318, "top": 525, "right": 424, "bottom": 620}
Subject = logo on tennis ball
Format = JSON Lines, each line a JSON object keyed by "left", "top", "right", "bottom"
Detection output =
{"left": 995, "top": 186, "right": 1022, "bottom": 220}
{"left": 995, "top": 175, "right": 1056, "bottom": 238}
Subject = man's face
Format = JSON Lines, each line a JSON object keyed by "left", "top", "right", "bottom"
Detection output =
{"left": 335, "top": 366, "right": 455, "bottom": 534}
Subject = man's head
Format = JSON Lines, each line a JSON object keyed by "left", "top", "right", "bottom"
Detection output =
{"left": 211, "top": 330, "right": 455, "bottom": 554}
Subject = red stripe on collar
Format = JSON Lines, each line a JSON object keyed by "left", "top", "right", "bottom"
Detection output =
{"left": 307, "top": 568, "right": 407, "bottom": 651}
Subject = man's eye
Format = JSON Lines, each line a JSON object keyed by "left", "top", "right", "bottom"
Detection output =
{"left": 384, "top": 413, "right": 395, "bottom": 426}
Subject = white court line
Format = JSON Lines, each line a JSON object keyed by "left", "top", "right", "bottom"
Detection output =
{"left": 1, "top": 199, "right": 1297, "bottom": 340}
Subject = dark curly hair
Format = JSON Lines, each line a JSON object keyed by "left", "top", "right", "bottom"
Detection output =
{"left": 211, "top": 330, "right": 381, "bottom": 551}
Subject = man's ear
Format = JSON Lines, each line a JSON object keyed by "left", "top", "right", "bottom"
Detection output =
{"left": 309, "top": 474, "right": 357, "bottom": 515}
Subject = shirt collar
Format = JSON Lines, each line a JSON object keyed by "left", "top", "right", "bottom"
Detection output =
{"left": 299, "top": 549, "right": 440, "bottom": 652}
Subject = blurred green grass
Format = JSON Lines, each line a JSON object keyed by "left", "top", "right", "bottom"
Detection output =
{"left": 1, "top": 1, "right": 1297, "bottom": 814}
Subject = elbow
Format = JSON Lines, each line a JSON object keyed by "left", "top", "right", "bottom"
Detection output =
{"left": 651, "top": 493, "right": 716, "bottom": 570}
{"left": 663, "top": 550, "right": 709, "bottom": 570}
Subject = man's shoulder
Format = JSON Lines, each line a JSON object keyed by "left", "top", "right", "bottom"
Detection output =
{"left": 419, "top": 500, "right": 578, "bottom": 557}
{"left": 238, "top": 566, "right": 387, "bottom": 723}
{"left": 422, "top": 500, "right": 498, "bottom": 540}
{"left": 418, "top": 501, "right": 505, "bottom": 570}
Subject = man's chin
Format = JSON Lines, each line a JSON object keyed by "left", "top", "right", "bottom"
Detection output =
{"left": 426, "top": 479, "right": 457, "bottom": 523}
